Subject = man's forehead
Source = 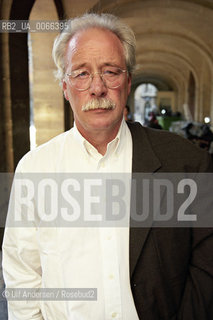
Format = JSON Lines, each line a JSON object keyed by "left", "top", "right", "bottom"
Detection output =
{"left": 64, "top": 27, "right": 125, "bottom": 68}
{"left": 66, "top": 27, "right": 122, "bottom": 52}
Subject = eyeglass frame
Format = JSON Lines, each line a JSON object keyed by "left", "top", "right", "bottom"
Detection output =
{"left": 65, "top": 67, "right": 127, "bottom": 91}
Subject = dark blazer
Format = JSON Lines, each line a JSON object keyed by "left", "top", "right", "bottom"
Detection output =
{"left": 128, "top": 122, "right": 213, "bottom": 320}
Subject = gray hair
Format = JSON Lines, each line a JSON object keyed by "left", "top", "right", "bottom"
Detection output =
{"left": 52, "top": 13, "right": 136, "bottom": 86}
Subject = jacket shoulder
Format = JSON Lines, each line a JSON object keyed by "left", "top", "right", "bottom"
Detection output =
{"left": 128, "top": 122, "right": 213, "bottom": 172}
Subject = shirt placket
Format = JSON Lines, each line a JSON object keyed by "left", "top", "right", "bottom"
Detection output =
{"left": 100, "top": 228, "right": 122, "bottom": 320}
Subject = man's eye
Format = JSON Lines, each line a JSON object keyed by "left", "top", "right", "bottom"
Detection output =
{"left": 104, "top": 69, "right": 119, "bottom": 76}
{"left": 75, "top": 71, "right": 90, "bottom": 78}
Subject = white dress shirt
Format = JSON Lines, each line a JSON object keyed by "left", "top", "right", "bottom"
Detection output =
{"left": 3, "top": 119, "right": 139, "bottom": 320}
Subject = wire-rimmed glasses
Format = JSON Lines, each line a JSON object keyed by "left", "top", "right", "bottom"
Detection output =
{"left": 66, "top": 66, "right": 127, "bottom": 91}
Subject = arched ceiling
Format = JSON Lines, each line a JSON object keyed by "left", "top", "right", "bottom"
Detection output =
{"left": 2, "top": 0, "right": 213, "bottom": 92}
{"left": 1, "top": 0, "right": 212, "bottom": 110}
{"left": 89, "top": 0, "right": 213, "bottom": 91}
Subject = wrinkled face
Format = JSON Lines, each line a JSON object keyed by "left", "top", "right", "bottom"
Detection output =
{"left": 62, "top": 28, "right": 131, "bottom": 137}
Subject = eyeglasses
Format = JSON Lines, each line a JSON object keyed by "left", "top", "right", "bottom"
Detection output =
{"left": 66, "top": 66, "right": 127, "bottom": 91}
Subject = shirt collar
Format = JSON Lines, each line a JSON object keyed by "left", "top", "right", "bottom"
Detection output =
{"left": 72, "top": 118, "right": 127, "bottom": 160}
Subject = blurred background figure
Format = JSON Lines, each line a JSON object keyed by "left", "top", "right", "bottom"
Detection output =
{"left": 182, "top": 122, "right": 213, "bottom": 153}
{"left": 146, "top": 111, "right": 162, "bottom": 129}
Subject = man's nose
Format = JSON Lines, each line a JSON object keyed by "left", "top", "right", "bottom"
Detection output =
{"left": 88, "top": 73, "right": 107, "bottom": 97}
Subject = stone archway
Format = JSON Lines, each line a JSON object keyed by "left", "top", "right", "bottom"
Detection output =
{"left": 9, "top": 0, "right": 65, "bottom": 167}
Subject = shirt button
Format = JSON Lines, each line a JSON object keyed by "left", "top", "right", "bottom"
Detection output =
{"left": 100, "top": 162, "right": 105, "bottom": 168}
{"left": 109, "top": 274, "right": 114, "bottom": 280}
{"left": 111, "top": 312, "right": 117, "bottom": 318}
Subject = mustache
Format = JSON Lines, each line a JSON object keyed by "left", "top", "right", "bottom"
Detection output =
{"left": 82, "top": 98, "right": 116, "bottom": 112}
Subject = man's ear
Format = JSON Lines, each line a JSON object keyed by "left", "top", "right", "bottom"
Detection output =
{"left": 127, "top": 73, "right": 132, "bottom": 95}
{"left": 62, "top": 79, "right": 69, "bottom": 101}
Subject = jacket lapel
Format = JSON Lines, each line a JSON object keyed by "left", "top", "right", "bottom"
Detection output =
{"left": 127, "top": 122, "right": 161, "bottom": 276}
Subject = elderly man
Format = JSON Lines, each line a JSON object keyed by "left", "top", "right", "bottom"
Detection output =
{"left": 3, "top": 13, "right": 213, "bottom": 320}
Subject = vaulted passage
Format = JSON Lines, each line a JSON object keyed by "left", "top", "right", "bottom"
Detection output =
{"left": 1, "top": 0, "right": 213, "bottom": 171}
{"left": 1, "top": 3, "right": 213, "bottom": 319}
